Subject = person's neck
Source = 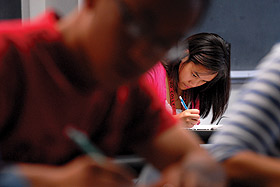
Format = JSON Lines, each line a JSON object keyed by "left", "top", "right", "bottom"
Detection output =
{"left": 177, "top": 88, "right": 183, "bottom": 97}
{"left": 56, "top": 8, "right": 83, "bottom": 54}
{"left": 55, "top": 9, "right": 98, "bottom": 91}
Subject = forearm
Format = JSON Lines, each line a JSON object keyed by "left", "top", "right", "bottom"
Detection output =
{"left": 148, "top": 129, "right": 226, "bottom": 187}
{"left": 135, "top": 124, "right": 226, "bottom": 186}
{"left": 135, "top": 124, "right": 204, "bottom": 170}
{"left": 18, "top": 163, "right": 63, "bottom": 187}
{"left": 224, "top": 151, "right": 280, "bottom": 185}
{"left": 18, "top": 156, "right": 135, "bottom": 187}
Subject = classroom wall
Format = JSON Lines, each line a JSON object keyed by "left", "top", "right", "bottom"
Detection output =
{"left": 190, "top": 0, "right": 280, "bottom": 71}
{"left": 21, "top": 0, "right": 83, "bottom": 19}
{"left": 0, "top": 0, "right": 21, "bottom": 20}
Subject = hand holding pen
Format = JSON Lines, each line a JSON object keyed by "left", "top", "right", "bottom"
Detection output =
{"left": 64, "top": 126, "right": 135, "bottom": 187}
{"left": 65, "top": 127, "right": 105, "bottom": 164}
{"left": 179, "top": 96, "right": 189, "bottom": 110}
{"left": 178, "top": 96, "right": 200, "bottom": 128}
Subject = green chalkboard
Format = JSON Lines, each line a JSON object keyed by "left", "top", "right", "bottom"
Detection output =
{"left": 190, "top": 0, "right": 280, "bottom": 70}
{"left": 0, "top": 0, "right": 21, "bottom": 20}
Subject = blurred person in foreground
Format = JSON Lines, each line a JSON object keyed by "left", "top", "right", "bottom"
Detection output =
{"left": 0, "top": 0, "right": 225, "bottom": 186}
{"left": 209, "top": 42, "right": 280, "bottom": 186}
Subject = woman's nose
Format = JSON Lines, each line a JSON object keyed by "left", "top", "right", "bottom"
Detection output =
{"left": 189, "top": 79, "right": 201, "bottom": 88}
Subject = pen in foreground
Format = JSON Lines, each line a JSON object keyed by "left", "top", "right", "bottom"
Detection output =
{"left": 65, "top": 126, "right": 105, "bottom": 164}
{"left": 179, "top": 96, "right": 188, "bottom": 110}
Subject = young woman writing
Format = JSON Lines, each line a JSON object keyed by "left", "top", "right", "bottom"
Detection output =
{"left": 144, "top": 32, "right": 231, "bottom": 127}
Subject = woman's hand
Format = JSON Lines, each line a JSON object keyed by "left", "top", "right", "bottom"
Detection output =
{"left": 19, "top": 155, "right": 135, "bottom": 187}
{"left": 176, "top": 109, "right": 200, "bottom": 128}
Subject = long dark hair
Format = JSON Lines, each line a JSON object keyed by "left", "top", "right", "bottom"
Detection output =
{"left": 163, "top": 33, "right": 231, "bottom": 123}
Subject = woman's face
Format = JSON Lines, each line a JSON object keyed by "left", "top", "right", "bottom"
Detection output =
{"left": 178, "top": 61, "right": 218, "bottom": 90}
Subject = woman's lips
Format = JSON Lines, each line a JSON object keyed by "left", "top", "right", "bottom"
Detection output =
{"left": 183, "top": 83, "right": 190, "bottom": 89}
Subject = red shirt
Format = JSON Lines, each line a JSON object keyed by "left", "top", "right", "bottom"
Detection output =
{"left": 0, "top": 11, "right": 177, "bottom": 165}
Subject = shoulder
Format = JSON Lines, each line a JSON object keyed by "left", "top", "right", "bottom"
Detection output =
{"left": 142, "top": 62, "right": 166, "bottom": 80}
{"left": 141, "top": 62, "right": 166, "bottom": 90}
{"left": 0, "top": 11, "right": 61, "bottom": 57}
{"left": 148, "top": 62, "right": 166, "bottom": 76}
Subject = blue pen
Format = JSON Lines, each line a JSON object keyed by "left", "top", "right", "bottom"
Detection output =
{"left": 65, "top": 126, "right": 137, "bottom": 175}
{"left": 179, "top": 96, "right": 188, "bottom": 110}
{"left": 65, "top": 126, "right": 105, "bottom": 164}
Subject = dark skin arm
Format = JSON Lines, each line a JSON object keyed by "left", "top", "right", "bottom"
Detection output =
{"left": 134, "top": 124, "right": 226, "bottom": 187}
{"left": 134, "top": 124, "right": 203, "bottom": 170}
{"left": 18, "top": 155, "right": 135, "bottom": 187}
{"left": 223, "top": 151, "right": 280, "bottom": 187}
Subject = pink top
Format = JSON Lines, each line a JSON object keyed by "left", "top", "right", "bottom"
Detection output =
{"left": 142, "top": 62, "right": 167, "bottom": 105}
{"left": 143, "top": 62, "right": 200, "bottom": 114}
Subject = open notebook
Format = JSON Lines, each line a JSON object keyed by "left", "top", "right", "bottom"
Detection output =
{"left": 188, "top": 124, "right": 223, "bottom": 131}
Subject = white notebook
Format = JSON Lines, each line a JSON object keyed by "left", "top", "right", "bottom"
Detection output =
{"left": 187, "top": 125, "right": 223, "bottom": 131}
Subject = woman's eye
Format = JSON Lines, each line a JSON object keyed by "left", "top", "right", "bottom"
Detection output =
{"left": 192, "top": 73, "right": 197, "bottom": 77}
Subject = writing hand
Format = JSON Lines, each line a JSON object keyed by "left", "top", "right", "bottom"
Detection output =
{"left": 177, "top": 109, "right": 200, "bottom": 128}
{"left": 19, "top": 155, "right": 135, "bottom": 187}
